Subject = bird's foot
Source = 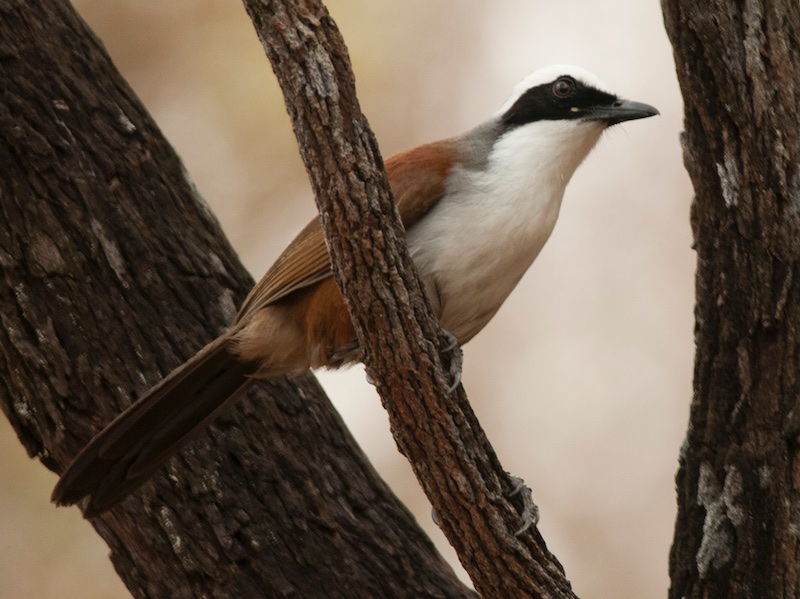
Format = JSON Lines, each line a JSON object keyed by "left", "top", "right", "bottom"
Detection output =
{"left": 366, "top": 332, "right": 461, "bottom": 392}
{"left": 506, "top": 472, "right": 539, "bottom": 536}
{"left": 431, "top": 473, "right": 538, "bottom": 537}
{"left": 440, "top": 329, "right": 463, "bottom": 393}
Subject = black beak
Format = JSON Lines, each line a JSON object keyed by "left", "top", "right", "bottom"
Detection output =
{"left": 588, "top": 98, "right": 659, "bottom": 126}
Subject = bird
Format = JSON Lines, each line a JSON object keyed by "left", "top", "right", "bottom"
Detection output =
{"left": 52, "top": 64, "right": 658, "bottom": 517}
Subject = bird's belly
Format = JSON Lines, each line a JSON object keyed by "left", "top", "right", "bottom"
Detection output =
{"left": 431, "top": 247, "right": 535, "bottom": 343}
{"left": 407, "top": 197, "right": 559, "bottom": 343}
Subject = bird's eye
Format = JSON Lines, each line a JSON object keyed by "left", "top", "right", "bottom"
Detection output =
{"left": 552, "top": 77, "right": 575, "bottom": 99}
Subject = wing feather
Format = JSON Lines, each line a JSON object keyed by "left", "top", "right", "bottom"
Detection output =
{"left": 233, "top": 219, "right": 329, "bottom": 322}
{"left": 234, "top": 141, "right": 457, "bottom": 323}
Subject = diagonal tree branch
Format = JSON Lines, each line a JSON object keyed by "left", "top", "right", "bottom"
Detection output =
{"left": 243, "top": 1, "right": 576, "bottom": 596}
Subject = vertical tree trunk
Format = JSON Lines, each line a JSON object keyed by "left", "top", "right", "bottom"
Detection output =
{"left": 0, "top": 1, "right": 473, "bottom": 597}
{"left": 662, "top": 1, "right": 800, "bottom": 596}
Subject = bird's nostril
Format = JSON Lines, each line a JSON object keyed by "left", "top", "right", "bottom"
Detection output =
{"left": 613, "top": 99, "right": 624, "bottom": 107}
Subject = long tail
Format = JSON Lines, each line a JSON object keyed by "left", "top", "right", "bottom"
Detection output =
{"left": 52, "top": 333, "right": 256, "bottom": 517}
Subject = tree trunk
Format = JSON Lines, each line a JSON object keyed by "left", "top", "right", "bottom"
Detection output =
{"left": 0, "top": 2, "right": 472, "bottom": 597}
{"left": 662, "top": 1, "right": 800, "bottom": 597}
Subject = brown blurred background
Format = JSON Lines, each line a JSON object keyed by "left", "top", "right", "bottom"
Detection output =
{"left": 0, "top": 1, "right": 693, "bottom": 597}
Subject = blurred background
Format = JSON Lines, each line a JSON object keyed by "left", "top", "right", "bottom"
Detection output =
{"left": 0, "top": 1, "right": 693, "bottom": 597}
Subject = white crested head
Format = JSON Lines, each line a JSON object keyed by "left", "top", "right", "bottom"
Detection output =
{"left": 496, "top": 64, "right": 610, "bottom": 116}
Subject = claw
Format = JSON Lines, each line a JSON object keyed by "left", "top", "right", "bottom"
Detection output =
{"left": 432, "top": 475, "right": 537, "bottom": 536}
{"left": 442, "top": 331, "right": 459, "bottom": 352}
{"left": 431, "top": 507, "right": 440, "bottom": 527}
{"left": 446, "top": 371, "right": 462, "bottom": 394}
{"left": 506, "top": 473, "right": 539, "bottom": 536}
{"left": 440, "top": 330, "right": 463, "bottom": 393}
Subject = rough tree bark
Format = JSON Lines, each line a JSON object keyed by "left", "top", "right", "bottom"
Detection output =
{"left": 0, "top": 1, "right": 575, "bottom": 598}
{"left": 662, "top": 1, "right": 800, "bottom": 597}
{"left": 243, "top": 2, "right": 575, "bottom": 598}
{"left": 0, "top": 2, "right": 471, "bottom": 598}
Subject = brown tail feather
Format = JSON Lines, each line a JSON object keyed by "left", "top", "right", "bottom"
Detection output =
{"left": 52, "top": 334, "right": 256, "bottom": 517}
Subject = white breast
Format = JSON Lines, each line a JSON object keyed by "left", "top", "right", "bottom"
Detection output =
{"left": 406, "top": 118, "right": 604, "bottom": 343}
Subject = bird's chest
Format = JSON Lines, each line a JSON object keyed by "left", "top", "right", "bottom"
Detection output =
{"left": 406, "top": 185, "right": 562, "bottom": 343}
